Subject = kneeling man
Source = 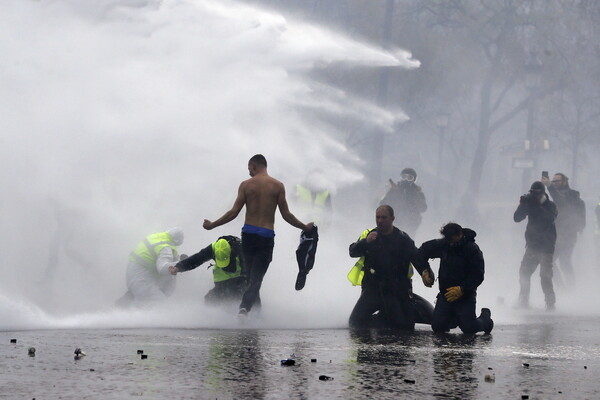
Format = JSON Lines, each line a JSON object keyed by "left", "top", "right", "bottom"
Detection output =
{"left": 417, "top": 223, "right": 493, "bottom": 334}
{"left": 348, "top": 205, "right": 434, "bottom": 330}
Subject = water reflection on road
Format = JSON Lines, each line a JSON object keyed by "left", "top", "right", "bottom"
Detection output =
{"left": 344, "top": 328, "right": 493, "bottom": 399}
{"left": 1, "top": 316, "right": 599, "bottom": 399}
{"left": 204, "top": 331, "right": 268, "bottom": 399}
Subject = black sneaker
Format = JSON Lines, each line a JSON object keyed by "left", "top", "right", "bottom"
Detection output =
{"left": 238, "top": 308, "right": 248, "bottom": 317}
{"left": 480, "top": 308, "right": 494, "bottom": 334}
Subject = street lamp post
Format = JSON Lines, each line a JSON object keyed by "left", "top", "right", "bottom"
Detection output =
{"left": 435, "top": 112, "right": 450, "bottom": 213}
{"left": 521, "top": 53, "right": 543, "bottom": 192}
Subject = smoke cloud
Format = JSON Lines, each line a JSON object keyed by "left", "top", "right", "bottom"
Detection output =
{"left": 0, "top": 0, "right": 418, "bottom": 329}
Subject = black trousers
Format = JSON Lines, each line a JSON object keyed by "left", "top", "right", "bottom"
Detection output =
{"left": 204, "top": 277, "right": 247, "bottom": 306}
{"left": 431, "top": 293, "right": 485, "bottom": 334}
{"left": 349, "top": 281, "right": 416, "bottom": 330}
{"left": 239, "top": 233, "right": 274, "bottom": 312}
{"left": 554, "top": 233, "right": 577, "bottom": 283}
{"left": 519, "top": 246, "right": 556, "bottom": 306}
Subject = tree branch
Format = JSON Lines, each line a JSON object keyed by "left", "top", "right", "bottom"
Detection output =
{"left": 488, "top": 96, "right": 530, "bottom": 135}
{"left": 490, "top": 73, "right": 518, "bottom": 114}
{"left": 489, "top": 84, "right": 560, "bottom": 135}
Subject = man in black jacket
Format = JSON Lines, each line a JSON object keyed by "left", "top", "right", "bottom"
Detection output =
{"left": 542, "top": 173, "right": 586, "bottom": 286}
{"left": 348, "top": 205, "right": 435, "bottom": 330}
{"left": 170, "top": 236, "right": 248, "bottom": 306}
{"left": 514, "top": 181, "right": 558, "bottom": 310}
{"left": 417, "top": 223, "right": 493, "bottom": 334}
{"left": 380, "top": 168, "right": 427, "bottom": 238}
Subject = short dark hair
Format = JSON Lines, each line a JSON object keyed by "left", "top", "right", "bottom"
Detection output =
{"left": 249, "top": 154, "right": 267, "bottom": 167}
{"left": 554, "top": 172, "right": 568, "bottom": 182}
{"left": 377, "top": 204, "right": 394, "bottom": 217}
{"left": 440, "top": 222, "right": 462, "bottom": 239}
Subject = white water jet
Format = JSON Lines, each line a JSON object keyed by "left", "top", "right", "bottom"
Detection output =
{"left": 0, "top": 0, "right": 420, "bottom": 330}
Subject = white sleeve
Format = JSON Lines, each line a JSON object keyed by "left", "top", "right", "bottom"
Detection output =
{"left": 155, "top": 246, "right": 178, "bottom": 275}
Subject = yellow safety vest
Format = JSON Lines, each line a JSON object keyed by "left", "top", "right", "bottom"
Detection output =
{"left": 129, "top": 232, "right": 178, "bottom": 274}
{"left": 211, "top": 240, "right": 242, "bottom": 283}
{"left": 296, "top": 185, "right": 330, "bottom": 224}
{"left": 347, "top": 229, "right": 414, "bottom": 286}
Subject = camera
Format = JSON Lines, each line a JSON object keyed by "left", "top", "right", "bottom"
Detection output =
{"left": 520, "top": 193, "right": 534, "bottom": 204}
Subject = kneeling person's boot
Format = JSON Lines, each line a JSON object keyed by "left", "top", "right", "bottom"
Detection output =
{"left": 480, "top": 308, "right": 494, "bottom": 334}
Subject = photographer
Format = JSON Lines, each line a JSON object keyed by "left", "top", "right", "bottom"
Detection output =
{"left": 541, "top": 173, "right": 586, "bottom": 286}
{"left": 513, "top": 181, "right": 558, "bottom": 311}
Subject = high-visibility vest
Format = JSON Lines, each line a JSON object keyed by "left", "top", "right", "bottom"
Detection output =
{"left": 347, "top": 229, "right": 414, "bottom": 286}
{"left": 296, "top": 185, "right": 330, "bottom": 224}
{"left": 347, "top": 229, "right": 370, "bottom": 286}
{"left": 129, "top": 232, "right": 178, "bottom": 274}
{"left": 211, "top": 238, "right": 243, "bottom": 283}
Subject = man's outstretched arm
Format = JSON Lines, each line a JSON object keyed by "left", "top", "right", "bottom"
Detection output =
{"left": 204, "top": 183, "right": 246, "bottom": 230}
{"left": 278, "top": 185, "right": 313, "bottom": 231}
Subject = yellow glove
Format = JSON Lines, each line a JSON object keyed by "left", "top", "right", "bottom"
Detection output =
{"left": 421, "top": 270, "right": 434, "bottom": 287}
{"left": 444, "top": 286, "right": 463, "bottom": 302}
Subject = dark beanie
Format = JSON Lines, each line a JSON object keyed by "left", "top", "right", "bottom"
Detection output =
{"left": 530, "top": 181, "right": 545, "bottom": 192}
{"left": 401, "top": 168, "right": 417, "bottom": 178}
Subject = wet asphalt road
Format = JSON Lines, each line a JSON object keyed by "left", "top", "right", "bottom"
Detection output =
{"left": 1, "top": 314, "right": 599, "bottom": 399}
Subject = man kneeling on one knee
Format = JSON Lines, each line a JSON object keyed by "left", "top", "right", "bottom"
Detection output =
{"left": 347, "top": 205, "right": 435, "bottom": 330}
{"left": 417, "top": 222, "right": 493, "bottom": 334}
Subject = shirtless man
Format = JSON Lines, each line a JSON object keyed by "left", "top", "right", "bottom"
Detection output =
{"left": 203, "top": 154, "right": 314, "bottom": 316}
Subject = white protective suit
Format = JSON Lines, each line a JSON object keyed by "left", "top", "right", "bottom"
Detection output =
{"left": 125, "top": 227, "right": 184, "bottom": 303}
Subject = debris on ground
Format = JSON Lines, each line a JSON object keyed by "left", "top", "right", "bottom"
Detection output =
{"left": 74, "top": 348, "right": 86, "bottom": 360}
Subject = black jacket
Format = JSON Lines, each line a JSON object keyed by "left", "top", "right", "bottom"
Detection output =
{"left": 380, "top": 182, "right": 427, "bottom": 229}
{"left": 176, "top": 236, "right": 241, "bottom": 275}
{"left": 548, "top": 185, "right": 586, "bottom": 235}
{"left": 417, "top": 228, "right": 484, "bottom": 300}
{"left": 349, "top": 226, "right": 431, "bottom": 288}
{"left": 176, "top": 244, "right": 213, "bottom": 272}
{"left": 514, "top": 195, "right": 557, "bottom": 253}
{"left": 296, "top": 225, "right": 319, "bottom": 273}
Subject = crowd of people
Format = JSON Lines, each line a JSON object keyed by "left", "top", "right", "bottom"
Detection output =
{"left": 116, "top": 154, "right": 592, "bottom": 335}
